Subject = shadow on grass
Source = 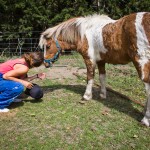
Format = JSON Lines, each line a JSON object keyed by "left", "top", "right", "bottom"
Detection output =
{"left": 9, "top": 101, "right": 24, "bottom": 110}
{"left": 23, "top": 99, "right": 43, "bottom": 103}
{"left": 8, "top": 98, "right": 43, "bottom": 110}
{"left": 42, "top": 84, "right": 143, "bottom": 122}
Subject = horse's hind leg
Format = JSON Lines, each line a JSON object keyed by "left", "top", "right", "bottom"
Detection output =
{"left": 97, "top": 61, "right": 106, "bottom": 99}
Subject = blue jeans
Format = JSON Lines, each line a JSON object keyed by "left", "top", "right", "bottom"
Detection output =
{"left": 0, "top": 73, "right": 24, "bottom": 109}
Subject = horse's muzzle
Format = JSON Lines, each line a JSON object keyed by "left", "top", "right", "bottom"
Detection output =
{"left": 44, "top": 62, "right": 52, "bottom": 68}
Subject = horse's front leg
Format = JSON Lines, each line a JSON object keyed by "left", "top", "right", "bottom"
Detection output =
{"left": 133, "top": 59, "right": 150, "bottom": 126}
{"left": 83, "top": 58, "right": 95, "bottom": 100}
{"left": 141, "top": 83, "right": 150, "bottom": 126}
{"left": 97, "top": 61, "right": 106, "bottom": 99}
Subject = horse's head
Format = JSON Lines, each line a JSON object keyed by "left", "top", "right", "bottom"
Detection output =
{"left": 43, "top": 38, "right": 61, "bottom": 68}
{"left": 39, "top": 18, "right": 78, "bottom": 68}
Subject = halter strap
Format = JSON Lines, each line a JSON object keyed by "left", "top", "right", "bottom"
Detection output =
{"left": 44, "top": 39, "right": 61, "bottom": 66}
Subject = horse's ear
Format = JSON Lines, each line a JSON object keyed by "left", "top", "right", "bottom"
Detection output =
{"left": 43, "top": 34, "right": 48, "bottom": 39}
{"left": 44, "top": 36, "right": 51, "bottom": 41}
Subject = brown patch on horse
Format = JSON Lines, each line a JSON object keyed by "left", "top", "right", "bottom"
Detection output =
{"left": 102, "top": 14, "right": 138, "bottom": 65}
{"left": 97, "top": 61, "right": 106, "bottom": 74}
{"left": 142, "top": 13, "right": 150, "bottom": 45}
{"left": 79, "top": 37, "right": 94, "bottom": 80}
{"left": 131, "top": 55, "right": 142, "bottom": 79}
{"left": 142, "top": 62, "right": 150, "bottom": 82}
{"left": 59, "top": 41, "right": 77, "bottom": 50}
{"left": 44, "top": 40, "right": 57, "bottom": 59}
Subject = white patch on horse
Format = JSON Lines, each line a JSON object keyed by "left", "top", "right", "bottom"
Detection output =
{"left": 39, "top": 35, "right": 47, "bottom": 49}
{"left": 44, "top": 45, "right": 46, "bottom": 57}
{"left": 76, "top": 14, "right": 112, "bottom": 42}
{"left": 85, "top": 19, "right": 116, "bottom": 63}
{"left": 135, "top": 12, "right": 150, "bottom": 80}
{"left": 144, "top": 83, "right": 150, "bottom": 100}
{"left": 83, "top": 79, "right": 93, "bottom": 100}
{"left": 141, "top": 83, "right": 150, "bottom": 126}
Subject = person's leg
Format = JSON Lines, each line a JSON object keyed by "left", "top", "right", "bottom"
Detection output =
{"left": 24, "top": 84, "right": 43, "bottom": 99}
{"left": 13, "top": 92, "right": 29, "bottom": 102}
{"left": 0, "top": 79, "right": 24, "bottom": 110}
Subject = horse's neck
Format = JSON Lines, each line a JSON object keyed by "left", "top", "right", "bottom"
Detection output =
{"left": 60, "top": 41, "right": 77, "bottom": 50}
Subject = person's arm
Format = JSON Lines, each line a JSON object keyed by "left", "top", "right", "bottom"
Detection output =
{"left": 23, "top": 73, "right": 46, "bottom": 81}
{"left": 3, "top": 65, "right": 33, "bottom": 89}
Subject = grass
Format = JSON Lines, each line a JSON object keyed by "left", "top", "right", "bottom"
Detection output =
{"left": 105, "top": 63, "right": 146, "bottom": 104}
{"left": 0, "top": 55, "right": 150, "bottom": 150}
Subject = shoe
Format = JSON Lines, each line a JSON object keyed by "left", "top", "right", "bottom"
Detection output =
{"left": 0, "top": 108, "right": 9, "bottom": 112}
{"left": 13, "top": 98, "right": 22, "bottom": 103}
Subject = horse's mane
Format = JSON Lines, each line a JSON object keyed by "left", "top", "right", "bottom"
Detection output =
{"left": 39, "top": 14, "right": 113, "bottom": 48}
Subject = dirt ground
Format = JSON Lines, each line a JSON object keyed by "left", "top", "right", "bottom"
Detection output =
{"left": 41, "top": 65, "right": 87, "bottom": 80}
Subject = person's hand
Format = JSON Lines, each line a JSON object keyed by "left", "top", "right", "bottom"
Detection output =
{"left": 22, "top": 80, "right": 33, "bottom": 89}
{"left": 37, "top": 73, "right": 46, "bottom": 80}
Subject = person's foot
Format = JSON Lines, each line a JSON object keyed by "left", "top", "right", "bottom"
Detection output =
{"left": 17, "top": 93, "right": 29, "bottom": 99}
{"left": 0, "top": 108, "right": 9, "bottom": 112}
{"left": 13, "top": 98, "right": 22, "bottom": 102}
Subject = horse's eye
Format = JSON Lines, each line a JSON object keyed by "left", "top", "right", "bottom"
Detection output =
{"left": 46, "top": 45, "right": 50, "bottom": 49}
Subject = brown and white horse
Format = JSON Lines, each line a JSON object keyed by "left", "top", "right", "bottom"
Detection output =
{"left": 39, "top": 12, "right": 150, "bottom": 126}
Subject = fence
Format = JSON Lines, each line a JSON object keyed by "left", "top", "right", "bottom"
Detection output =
{"left": 0, "top": 31, "right": 84, "bottom": 67}
{"left": 0, "top": 31, "right": 41, "bottom": 60}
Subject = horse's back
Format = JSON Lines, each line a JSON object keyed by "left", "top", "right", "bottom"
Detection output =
{"left": 98, "top": 12, "right": 150, "bottom": 64}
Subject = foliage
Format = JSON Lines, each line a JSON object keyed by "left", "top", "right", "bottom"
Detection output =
{"left": 0, "top": 0, "right": 149, "bottom": 38}
{"left": 98, "top": 0, "right": 150, "bottom": 19}
{"left": 0, "top": 0, "right": 92, "bottom": 38}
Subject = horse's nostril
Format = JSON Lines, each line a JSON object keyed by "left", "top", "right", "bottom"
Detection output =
{"left": 45, "top": 66, "right": 50, "bottom": 68}
{"left": 44, "top": 63, "right": 50, "bottom": 68}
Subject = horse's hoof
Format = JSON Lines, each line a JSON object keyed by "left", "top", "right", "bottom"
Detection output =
{"left": 79, "top": 100, "right": 87, "bottom": 104}
{"left": 141, "top": 117, "right": 150, "bottom": 127}
{"left": 100, "top": 93, "right": 106, "bottom": 99}
{"left": 83, "top": 95, "right": 92, "bottom": 101}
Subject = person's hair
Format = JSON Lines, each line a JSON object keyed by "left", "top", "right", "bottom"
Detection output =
{"left": 22, "top": 52, "right": 44, "bottom": 68}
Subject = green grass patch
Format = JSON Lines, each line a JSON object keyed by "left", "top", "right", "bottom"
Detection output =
{"left": 105, "top": 63, "right": 146, "bottom": 103}
{"left": 0, "top": 55, "right": 150, "bottom": 150}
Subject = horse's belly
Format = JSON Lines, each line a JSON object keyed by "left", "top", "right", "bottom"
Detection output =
{"left": 99, "top": 51, "right": 131, "bottom": 64}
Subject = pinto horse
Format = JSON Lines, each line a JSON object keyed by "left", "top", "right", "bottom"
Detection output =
{"left": 39, "top": 12, "right": 150, "bottom": 126}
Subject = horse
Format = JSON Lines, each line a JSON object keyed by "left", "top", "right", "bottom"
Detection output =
{"left": 39, "top": 12, "right": 150, "bottom": 126}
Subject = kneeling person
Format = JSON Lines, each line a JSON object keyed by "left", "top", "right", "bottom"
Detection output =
{"left": 0, "top": 52, "right": 46, "bottom": 112}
